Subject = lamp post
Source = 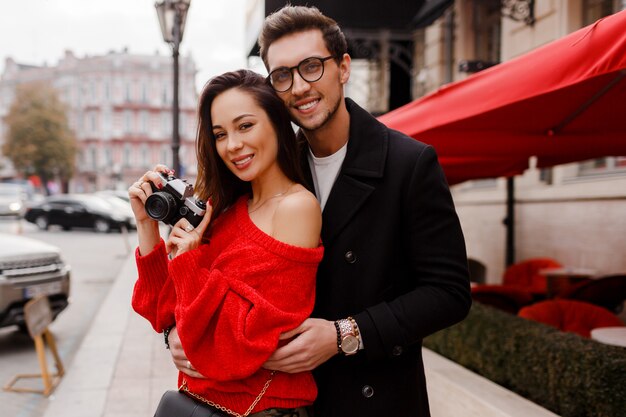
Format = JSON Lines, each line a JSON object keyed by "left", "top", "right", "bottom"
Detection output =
{"left": 155, "top": 0, "right": 191, "bottom": 176}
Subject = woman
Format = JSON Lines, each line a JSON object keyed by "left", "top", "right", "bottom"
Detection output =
{"left": 129, "top": 70, "right": 323, "bottom": 417}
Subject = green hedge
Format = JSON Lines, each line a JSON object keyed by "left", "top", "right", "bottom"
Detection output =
{"left": 424, "top": 303, "right": 626, "bottom": 417}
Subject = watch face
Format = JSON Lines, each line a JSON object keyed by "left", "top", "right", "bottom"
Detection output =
{"left": 341, "top": 335, "right": 359, "bottom": 354}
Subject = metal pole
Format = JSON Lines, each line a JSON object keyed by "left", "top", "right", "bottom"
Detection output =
{"left": 171, "top": 9, "right": 181, "bottom": 175}
{"left": 505, "top": 177, "right": 515, "bottom": 267}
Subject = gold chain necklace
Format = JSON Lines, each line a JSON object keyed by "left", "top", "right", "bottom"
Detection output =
{"left": 248, "top": 185, "right": 293, "bottom": 214}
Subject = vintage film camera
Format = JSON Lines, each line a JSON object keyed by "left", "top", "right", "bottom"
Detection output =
{"left": 145, "top": 173, "right": 206, "bottom": 228}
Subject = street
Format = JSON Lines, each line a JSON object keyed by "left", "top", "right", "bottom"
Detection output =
{"left": 0, "top": 218, "right": 137, "bottom": 417}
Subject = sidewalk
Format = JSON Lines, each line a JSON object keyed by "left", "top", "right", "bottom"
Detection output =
{"left": 38, "top": 252, "right": 568, "bottom": 417}
{"left": 42, "top": 253, "right": 177, "bottom": 417}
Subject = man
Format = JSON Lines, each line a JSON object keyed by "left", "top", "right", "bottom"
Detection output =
{"left": 169, "top": 5, "right": 471, "bottom": 416}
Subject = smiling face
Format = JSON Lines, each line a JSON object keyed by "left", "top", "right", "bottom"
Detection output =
{"left": 211, "top": 88, "right": 281, "bottom": 184}
{"left": 266, "top": 29, "right": 350, "bottom": 132}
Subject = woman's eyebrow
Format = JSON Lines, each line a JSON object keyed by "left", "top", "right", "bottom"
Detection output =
{"left": 232, "top": 113, "right": 255, "bottom": 123}
{"left": 212, "top": 114, "right": 256, "bottom": 130}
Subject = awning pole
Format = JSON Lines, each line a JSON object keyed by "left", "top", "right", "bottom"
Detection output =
{"left": 549, "top": 70, "right": 626, "bottom": 135}
{"left": 505, "top": 177, "right": 516, "bottom": 267}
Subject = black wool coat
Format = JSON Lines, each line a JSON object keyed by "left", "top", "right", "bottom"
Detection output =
{"left": 302, "top": 99, "right": 472, "bottom": 417}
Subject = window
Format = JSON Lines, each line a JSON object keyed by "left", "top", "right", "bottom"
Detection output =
{"left": 180, "top": 146, "right": 188, "bottom": 175}
{"left": 124, "top": 110, "right": 133, "bottom": 134}
{"left": 103, "top": 109, "right": 111, "bottom": 133}
{"left": 90, "top": 113, "right": 97, "bottom": 133}
{"left": 140, "top": 111, "right": 148, "bottom": 134}
{"left": 578, "top": 157, "right": 626, "bottom": 177}
{"left": 104, "top": 148, "right": 112, "bottom": 166}
{"left": 578, "top": 0, "right": 625, "bottom": 177}
{"left": 463, "top": 178, "right": 498, "bottom": 190}
{"left": 162, "top": 84, "right": 169, "bottom": 104}
{"left": 123, "top": 143, "right": 132, "bottom": 167}
{"left": 473, "top": 0, "right": 501, "bottom": 65}
{"left": 80, "top": 148, "right": 88, "bottom": 169}
{"left": 90, "top": 145, "right": 98, "bottom": 170}
{"left": 583, "top": 0, "right": 623, "bottom": 25}
{"left": 162, "top": 112, "right": 171, "bottom": 135}
{"left": 539, "top": 168, "right": 553, "bottom": 185}
{"left": 78, "top": 110, "right": 84, "bottom": 132}
{"left": 160, "top": 146, "right": 171, "bottom": 166}
{"left": 141, "top": 144, "right": 150, "bottom": 168}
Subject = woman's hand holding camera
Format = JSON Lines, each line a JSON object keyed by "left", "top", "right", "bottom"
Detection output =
{"left": 129, "top": 163, "right": 212, "bottom": 258}
{"left": 166, "top": 205, "right": 212, "bottom": 258}
{"left": 128, "top": 164, "right": 170, "bottom": 224}
{"left": 129, "top": 164, "right": 172, "bottom": 256}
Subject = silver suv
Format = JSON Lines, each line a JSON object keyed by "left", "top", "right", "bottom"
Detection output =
{"left": 0, "top": 233, "right": 71, "bottom": 330}
{"left": 0, "top": 183, "right": 27, "bottom": 218}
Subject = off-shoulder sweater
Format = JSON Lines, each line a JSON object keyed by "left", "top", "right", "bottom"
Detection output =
{"left": 131, "top": 196, "right": 323, "bottom": 415}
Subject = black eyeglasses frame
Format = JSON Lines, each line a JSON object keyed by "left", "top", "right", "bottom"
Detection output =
{"left": 267, "top": 55, "right": 336, "bottom": 93}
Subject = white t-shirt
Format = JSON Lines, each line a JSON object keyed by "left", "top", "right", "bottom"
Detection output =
{"left": 307, "top": 142, "right": 348, "bottom": 210}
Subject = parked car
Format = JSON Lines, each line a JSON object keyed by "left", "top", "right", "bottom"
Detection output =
{"left": 96, "top": 189, "right": 130, "bottom": 203}
{"left": 24, "top": 194, "right": 136, "bottom": 233}
{"left": 94, "top": 191, "right": 134, "bottom": 215}
{"left": 0, "top": 233, "right": 71, "bottom": 330}
{"left": 0, "top": 183, "right": 27, "bottom": 218}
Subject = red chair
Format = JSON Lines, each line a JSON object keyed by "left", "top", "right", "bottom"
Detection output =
{"left": 502, "top": 258, "right": 562, "bottom": 296}
{"left": 518, "top": 300, "right": 625, "bottom": 338}
{"left": 470, "top": 258, "right": 562, "bottom": 314}
{"left": 471, "top": 285, "right": 534, "bottom": 314}
{"left": 557, "top": 274, "right": 626, "bottom": 314}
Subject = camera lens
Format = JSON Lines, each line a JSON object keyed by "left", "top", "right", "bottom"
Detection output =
{"left": 145, "top": 192, "right": 177, "bottom": 222}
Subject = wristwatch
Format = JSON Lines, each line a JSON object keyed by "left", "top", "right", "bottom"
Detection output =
{"left": 336, "top": 317, "right": 359, "bottom": 355}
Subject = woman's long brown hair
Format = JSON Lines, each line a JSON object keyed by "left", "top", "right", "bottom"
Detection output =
{"left": 194, "top": 69, "right": 305, "bottom": 226}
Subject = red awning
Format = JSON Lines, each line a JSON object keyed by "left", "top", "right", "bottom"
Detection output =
{"left": 379, "top": 10, "right": 626, "bottom": 184}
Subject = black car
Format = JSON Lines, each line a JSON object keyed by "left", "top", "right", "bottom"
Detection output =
{"left": 24, "top": 194, "right": 136, "bottom": 233}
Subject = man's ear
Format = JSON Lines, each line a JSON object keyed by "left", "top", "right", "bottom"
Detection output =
{"left": 339, "top": 53, "right": 351, "bottom": 85}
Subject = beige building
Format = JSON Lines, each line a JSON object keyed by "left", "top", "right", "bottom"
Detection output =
{"left": 0, "top": 49, "right": 198, "bottom": 192}
{"left": 416, "top": 0, "right": 626, "bottom": 281}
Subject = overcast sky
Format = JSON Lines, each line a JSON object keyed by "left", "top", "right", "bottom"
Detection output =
{"left": 0, "top": 0, "right": 252, "bottom": 91}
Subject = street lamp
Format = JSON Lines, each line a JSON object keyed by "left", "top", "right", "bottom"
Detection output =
{"left": 155, "top": 0, "right": 191, "bottom": 176}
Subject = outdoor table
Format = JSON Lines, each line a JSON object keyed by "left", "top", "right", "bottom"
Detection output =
{"left": 591, "top": 327, "right": 626, "bottom": 348}
{"left": 540, "top": 267, "right": 597, "bottom": 298}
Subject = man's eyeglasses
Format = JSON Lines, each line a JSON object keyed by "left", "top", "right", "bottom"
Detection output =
{"left": 267, "top": 56, "right": 335, "bottom": 93}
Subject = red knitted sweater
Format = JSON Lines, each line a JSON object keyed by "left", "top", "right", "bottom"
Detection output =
{"left": 132, "top": 196, "right": 323, "bottom": 414}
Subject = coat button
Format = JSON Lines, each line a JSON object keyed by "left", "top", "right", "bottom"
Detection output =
{"left": 392, "top": 345, "right": 403, "bottom": 356}
{"left": 344, "top": 250, "right": 356, "bottom": 263}
{"left": 362, "top": 385, "right": 374, "bottom": 398}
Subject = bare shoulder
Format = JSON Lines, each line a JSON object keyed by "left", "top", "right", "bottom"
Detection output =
{"left": 272, "top": 186, "right": 322, "bottom": 248}
{"left": 277, "top": 186, "right": 321, "bottom": 219}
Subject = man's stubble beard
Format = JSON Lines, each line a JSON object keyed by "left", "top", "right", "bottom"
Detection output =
{"left": 292, "top": 94, "right": 342, "bottom": 134}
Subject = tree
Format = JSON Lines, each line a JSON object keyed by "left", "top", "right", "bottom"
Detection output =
{"left": 3, "top": 83, "right": 77, "bottom": 194}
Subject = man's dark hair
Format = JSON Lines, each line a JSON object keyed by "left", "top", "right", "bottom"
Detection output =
{"left": 259, "top": 5, "right": 348, "bottom": 69}
{"left": 195, "top": 69, "right": 305, "bottom": 224}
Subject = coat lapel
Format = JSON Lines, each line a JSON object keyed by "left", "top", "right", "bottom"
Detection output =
{"left": 321, "top": 174, "right": 374, "bottom": 244}
{"left": 301, "top": 99, "right": 389, "bottom": 245}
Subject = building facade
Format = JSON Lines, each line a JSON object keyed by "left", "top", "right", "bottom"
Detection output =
{"left": 245, "top": 0, "right": 626, "bottom": 282}
{"left": 416, "top": 0, "right": 626, "bottom": 281}
{"left": 0, "top": 49, "right": 198, "bottom": 192}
